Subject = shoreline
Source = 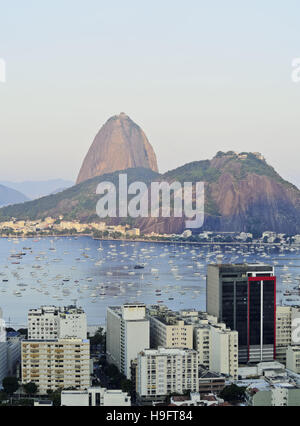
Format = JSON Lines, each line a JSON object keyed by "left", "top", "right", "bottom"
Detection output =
{"left": 0, "top": 233, "right": 295, "bottom": 247}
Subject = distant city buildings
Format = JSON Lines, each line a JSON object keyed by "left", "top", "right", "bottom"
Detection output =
{"left": 1, "top": 215, "right": 300, "bottom": 245}
{"left": 0, "top": 217, "right": 141, "bottom": 238}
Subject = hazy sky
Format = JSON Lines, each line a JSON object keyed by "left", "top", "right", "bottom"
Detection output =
{"left": 0, "top": 0, "right": 300, "bottom": 185}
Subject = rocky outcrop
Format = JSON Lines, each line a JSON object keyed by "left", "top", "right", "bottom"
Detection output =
{"left": 2, "top": 151, "right": 300, "bottom": 236}
{"left": 137, "top": 154, "right": 300, "bottom": 235}
{"left": 76, "top": 113, "right": 158, "bottom": 184}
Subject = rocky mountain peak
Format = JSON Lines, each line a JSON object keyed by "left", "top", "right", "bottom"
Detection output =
{"left": 76, "top": 113, "right": 158, "bottom": 184}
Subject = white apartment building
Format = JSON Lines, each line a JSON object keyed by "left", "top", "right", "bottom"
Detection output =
{"left": 21, "top": 339, "right": 90, "bottom": 394}
{"left": 193, "top": 323, "right": 211, "bottom": 368}
{"left": 286, "top": 346, "right": 300, "bottom": 374}
{"left": 61, "top": 387, "right": 131, "bottom": 406}
{"left": 193, "top": 322, "right": 238, "bottom": 380}
{"left": 209, "top": 324, "right": 238, "bottom": 380}
{"left": 276, "top": 306, "right": 300, "bottom": 364}
{"left": 106, "top": 303, "right": 150, "bottom": 379}
{"left": 28, "top": 305, "right": 87, "bottom": 340}
{"left": 147, "top": 306, "right": 238, "bottom": 380}
{"left": 147, "top": 307, "right": 193, "bottom": 350}
{"left": 136, "top": 348, "right": 199, "bottom": 404}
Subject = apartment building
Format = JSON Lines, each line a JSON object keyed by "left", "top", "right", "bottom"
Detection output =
{"left": 136, "top": 348, "right": 199, "bottom": 405}
{"left": 147, "top": 305, "right": 193, "bottom": 349}
{"left": 209, "top": 324, "right": 238, "bottom": 379}
{"left": 276, "top": 306, "right": 293, "bottom": 363}
{"left": 146, "top": 305, "right": 238, "bottom": 380}
{"left": 286, "top": 346, "right": 300, "bottom": 374}
{"left": 246, "top": 377, "right": 300, "bottom": 406}
{"left": 61, "top": 387, "right": 131, "bottom": 406}
{"left": 192, "top": 321, "right": 238, "bottom": 380}
{"left": 21, "top": 339, "right": 90, "bottom": 394}
{"left": 276, "top": 306, "right": 300, "bottom": 364}
{"left": 28, "top": 305, "right": 87, "bottom": 340}
{"left": 106, "top": 303, "right": 150, "bottom": 379}
{"left": 198, "top": 369, "right": 226, "bottom": 394}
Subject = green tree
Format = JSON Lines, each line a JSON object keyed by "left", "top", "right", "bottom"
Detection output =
{"left": 47, "top": 389, "right": 62, "bottom": 406}
{"left": 2, "top": 377, "right": 19, "bottom": 395}
{"left": 120, "top": 378, "right": 133, "bottom": 394}
{"left": 104, "top": 364, "right": 120, "bottom": 378}
{"left": 89, "top": 327, "right": 106, "bottom": 349}
{"left": 219, "top": 384, "right": 246, "bottom": 402}
{"left": 23, "top": 382, "right": 38, "bottom": 395}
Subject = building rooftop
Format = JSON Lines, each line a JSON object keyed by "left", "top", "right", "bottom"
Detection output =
{"left": 208, "top": 263, "right": 274, "bottom": 272}
{"left": 140, "top": 347, "right": 197, "bottom": 357}
{"left": 199, "top": 369, "right": 225, "bottom": 380}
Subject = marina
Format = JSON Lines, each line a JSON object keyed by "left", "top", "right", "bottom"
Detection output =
{"left": 0, "top": 236, "right": 300, "bottom": 327}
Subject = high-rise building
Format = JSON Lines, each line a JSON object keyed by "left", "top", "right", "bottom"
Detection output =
{"left": 136, "top": 348, "right": 199, "bottom": 405}
{"left": 28, "top": 305, "right": 87, "bottom": 340}
{"left": 21, "top": 339, "right": 90, "bottom": 394}
{"left": 209, "top": 323, "right": 238, "bottom": 379}
{"left": 207, "top": 264, "right": 276, "bottom": 363}
{"left": 106, "top": 303, "right": 150, "bottom": 379}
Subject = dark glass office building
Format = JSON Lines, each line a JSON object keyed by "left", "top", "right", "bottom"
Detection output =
{"left": 207, "top": 264, "right": 276, "bottom": 363}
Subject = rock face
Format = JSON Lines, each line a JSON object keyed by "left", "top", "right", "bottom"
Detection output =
{"left": 76, "top": 113, "right": 158, "bottom": 184}
{"left": 136, "top": 152, "right": 300, "bottom": 235}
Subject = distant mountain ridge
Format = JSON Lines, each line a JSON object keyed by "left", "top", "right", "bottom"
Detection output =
{"left": 0, "top": 184, "right": 29, "bottom": 207}
{"left": 0, "top": 179, "right": 74, "bottom": 200}
{"left": 1, "top": 151, "right": 300, "bottom": 235}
